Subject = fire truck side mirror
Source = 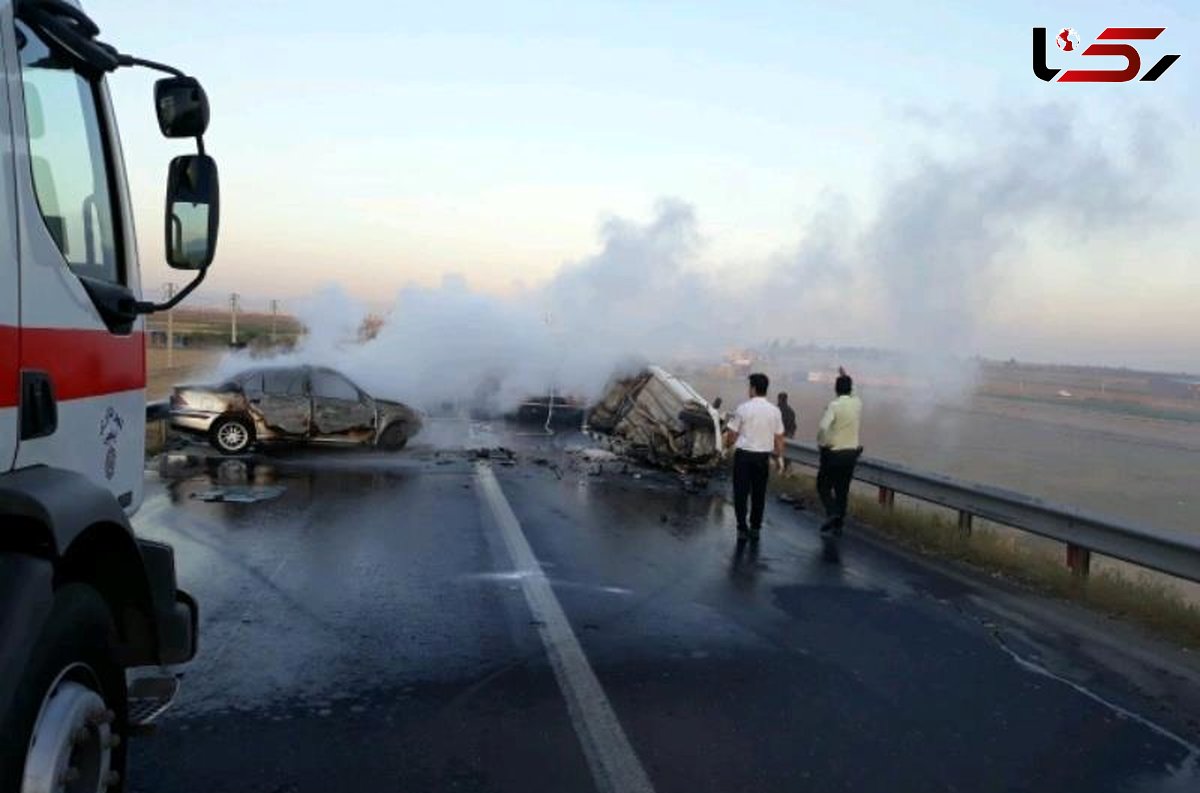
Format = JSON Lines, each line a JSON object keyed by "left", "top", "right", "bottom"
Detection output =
{"left": 165, "top": 154, "right": 219, "bottom": 270}
{"left": 155, "top": 76, "right": 210, "bottom": 138}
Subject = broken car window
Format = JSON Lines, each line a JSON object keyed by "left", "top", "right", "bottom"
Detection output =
{"left": 263, "top": 368, "right": 306, "bottom": 396}
{"left": 239, "top": 371, "right": 264, "bottom": 395}
{"left": 311, "top": 370, "right": 360, "bottom": 402}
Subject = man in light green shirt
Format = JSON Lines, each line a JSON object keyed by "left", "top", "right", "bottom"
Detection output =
{"left": 816, "top": 369, "right": 863, "bottom": 536}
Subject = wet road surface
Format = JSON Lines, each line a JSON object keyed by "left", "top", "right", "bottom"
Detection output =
{"left": 128, "top": 423, "right": 1199, "bottom": 792}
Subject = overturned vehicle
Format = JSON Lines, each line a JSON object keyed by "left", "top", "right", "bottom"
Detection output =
{"left": 170, "top": 365, "right": 422, "bottom": 454}
{"left": 587, "top": 366, "right": 724, "bottom": 471}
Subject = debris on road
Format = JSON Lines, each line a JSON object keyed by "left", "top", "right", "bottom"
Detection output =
{"left": 473, "top": 446, "right": 516, "bottom": 461}
{"left": 587, "top": 366, "right": 724, "bottom": 472}
{"left": 778, "top": 492, "right": 808, "bottom": 510}
{"left": 191, "top": 485, "right": 287, "bottom": 504}
{"left": 576, "top": 448, "right": 620, "bottom": 463}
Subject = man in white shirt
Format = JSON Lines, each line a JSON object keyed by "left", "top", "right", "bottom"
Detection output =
{"left": 723, "top": 373, "right": 786, "bottom": 539}
{"left": 816, "top": 368, "right": 863, "bottom": 536}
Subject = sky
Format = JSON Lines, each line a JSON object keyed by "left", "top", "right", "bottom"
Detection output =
{"left": 89, "top": 0, "right": 1198, "bottom": 372}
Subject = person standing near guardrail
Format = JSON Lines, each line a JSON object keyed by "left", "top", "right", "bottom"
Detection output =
{"left": 777, "top": 391, "right": 797, "bottom": 472}
{"left": 816, "top": 368, "right": 863, "bottom": 536}
{"left": 723, "top": 373, "right": 786, "bottom": 541}
{"left": 777, "top": 392, "right": 797, "bottom": 439}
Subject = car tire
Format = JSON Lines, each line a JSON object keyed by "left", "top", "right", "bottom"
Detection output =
{"left": 378, "top": 423, "right": 409, "bottom": 451}
{"left": 0, "top": 583, "right": 128, "bottom": 793}
{"left": 210, "top": 415, "right": 255, "bottom": 455}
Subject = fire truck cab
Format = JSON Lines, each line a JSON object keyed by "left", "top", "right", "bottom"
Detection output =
{"left": 0, "top": 1, "right": 218, "bottom": 790}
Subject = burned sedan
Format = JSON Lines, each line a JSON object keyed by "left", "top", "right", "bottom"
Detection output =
{"left": 587, "top": 366, "right": 724, "bottom": 471}
{"left": 170, "top": 365, "right": 422, "bottom": 454}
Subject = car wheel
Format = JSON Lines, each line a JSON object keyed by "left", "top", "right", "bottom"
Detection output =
{"left": 0, "top": 584, "right": 128, "bottom": 793}
{"left": 378, "top": 423, "right": 408, "bottom": 451}
{"left": 210, "top": 415, "right": 254, "bottom": 455}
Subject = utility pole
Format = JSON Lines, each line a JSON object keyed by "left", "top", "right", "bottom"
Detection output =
{"left": 270, "top": 299, "right": 279, "bottom": 345}
{"left": 229, "top": 292, "right": 240, "bottom": 346}
{"left": 164, "top": 282, "right": 176, "bottom": 367}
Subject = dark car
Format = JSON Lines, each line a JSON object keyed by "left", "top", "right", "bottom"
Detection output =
{"left": 170, "top": 365, "right": 422, "bottom": 455}
{"left": 510, "top": 395, "right": 587, "bottom": 428}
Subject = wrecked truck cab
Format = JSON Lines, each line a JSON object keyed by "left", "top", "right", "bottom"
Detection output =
{"left": 587, "top": 366, "right": 725, "bottom": 471}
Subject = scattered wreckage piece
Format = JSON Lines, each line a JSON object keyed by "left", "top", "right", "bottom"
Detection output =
{"left": 191, "top": 485, "right": 287, "bottom": 504}
{"left": 587, "top": 366, "right": 724, "bottom": 472}
{"left": 170, "top": 365, "right": 422, "bottom": 455}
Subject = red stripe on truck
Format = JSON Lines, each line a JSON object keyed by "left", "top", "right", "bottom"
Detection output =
{"left": 0, "top": 325, "right": 145, "bottom": 408}
{"left": 0, "top": 325, "right": 17, "bottom": 409}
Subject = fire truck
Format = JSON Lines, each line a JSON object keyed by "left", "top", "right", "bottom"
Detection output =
{"left": 0, "top": 1, "right": 218, "bottom": 790}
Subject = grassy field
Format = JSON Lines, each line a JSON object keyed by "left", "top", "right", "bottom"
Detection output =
{"left": 985, "top": 391, "right": 1200, "bottom": 424}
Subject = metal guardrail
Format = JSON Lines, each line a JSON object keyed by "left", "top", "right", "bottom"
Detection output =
{"left": 783, "top": 440, "right": 1200, "bottom": 584}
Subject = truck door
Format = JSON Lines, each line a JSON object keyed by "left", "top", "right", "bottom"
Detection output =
{"left": 7, "top": 19, "right": 146, "bottom": 509}
{"left": 0, "top": 19, "right": 18, "bottom": 472}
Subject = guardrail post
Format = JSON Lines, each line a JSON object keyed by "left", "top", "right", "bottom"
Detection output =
{"left": 1066, "top": 544, "right": 1092, "bottom": 578}
{"left": 877, "top": 487, "right": 895, "bottom": 510}
{"left": 957, "top": 511, "right": 973, "bottom": 537}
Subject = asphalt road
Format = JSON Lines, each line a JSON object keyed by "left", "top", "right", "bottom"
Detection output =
{"left": 128, "top": 422, "right": 1200, "bottom": 793}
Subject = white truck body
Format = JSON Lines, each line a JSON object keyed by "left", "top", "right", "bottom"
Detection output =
{"left": 1, "top": 0, "right": 146, "bottom": 508}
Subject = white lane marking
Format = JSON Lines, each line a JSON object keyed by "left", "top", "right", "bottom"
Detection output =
{"left": 476, "top": 463, "right": 656, "bottom": 793}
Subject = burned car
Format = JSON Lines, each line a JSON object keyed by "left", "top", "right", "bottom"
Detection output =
{"left": 170, "top": 365, "right": 422, "bottom": 454}
{"left": 587, "top": 366, "right": 724, "bottom": 471}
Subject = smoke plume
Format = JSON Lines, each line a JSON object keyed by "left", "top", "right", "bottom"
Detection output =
{"left": 220, "top": 102, "right": 1173, "bottom": 415}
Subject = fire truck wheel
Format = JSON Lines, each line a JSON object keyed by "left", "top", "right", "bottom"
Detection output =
{"left": 210, "top": 415, "right": 255, "bottom": 455}
{"left": 0, "top": 583, "right": 128, "bottom": 793}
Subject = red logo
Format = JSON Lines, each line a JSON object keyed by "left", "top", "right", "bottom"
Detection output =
{"left": 1055, "top": 28, "right": 1080, "bottom": 52}
{"left": 1033, "top": 27, "right": 1180, "bottom": 82}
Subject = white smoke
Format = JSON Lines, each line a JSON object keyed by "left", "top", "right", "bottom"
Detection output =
{"left": 218, "top": 102, "right": 1174, "bottom": 416}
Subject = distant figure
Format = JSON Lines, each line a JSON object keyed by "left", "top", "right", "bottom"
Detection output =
{"left": 816, "top": 368, "right": 863, "bottom": 536}
{"left": 711, "top": 397, "right": 723, "bottom": 411}
{"left": 724, "top": 373, "right": 786, "bottom": 540}
{"left": 777, "top": 392, "right": 797, "bottom": 439}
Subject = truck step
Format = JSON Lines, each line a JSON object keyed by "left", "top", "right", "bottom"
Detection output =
{"left": 127, "top": 674, "right": 180, "bottom": 727}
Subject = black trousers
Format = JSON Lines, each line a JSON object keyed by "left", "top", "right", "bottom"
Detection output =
{"left": 733, "top": 449, "right": 771, "bottom": 531}
{"left": 817, "top": 448, "right": 861, "bottom": 524}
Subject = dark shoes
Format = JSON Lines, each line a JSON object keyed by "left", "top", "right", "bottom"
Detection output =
{"left": 820, "top": 518, "right": 845, "bottom": 537}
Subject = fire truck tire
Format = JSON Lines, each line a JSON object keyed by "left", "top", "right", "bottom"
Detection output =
{"left": 0, "top": 584, "right": 128, "bottom": 793}
{"left": 210, "top": 415, "right": 255, "bottom": 455}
